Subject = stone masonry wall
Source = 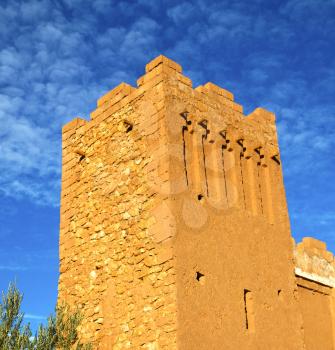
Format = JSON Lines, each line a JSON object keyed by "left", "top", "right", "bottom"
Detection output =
{"left": 59, "top": 57, "right": 189, "bottom": 349}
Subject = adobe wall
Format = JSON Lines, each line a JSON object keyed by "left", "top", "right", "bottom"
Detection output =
{"left": 295, "top": 238, "right": 335, "bottom": 350}
{"left": 59, "top": 55, "right": 334, "bottom": 349}
{"left": 156, "top": 61, "right": 305, "bottom": 349}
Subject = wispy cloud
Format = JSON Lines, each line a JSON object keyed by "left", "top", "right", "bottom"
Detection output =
{"left": 167, "top": 2, "right": 196, "bottom": 23}
{"left": 0, "top": 265, "right": 28, "bottom": 271}
{"left": 0, "top": 248, "right": 58, "bottom": 272}
{"left": 24, "top": 313, "right": 47, "bottom": 321}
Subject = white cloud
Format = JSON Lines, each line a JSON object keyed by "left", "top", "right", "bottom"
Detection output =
{"left": 0, "top": 265, "right": 28, "bottom": 271}
{"left": 280, "top": 0, "right": 335, "bottom": 19}
{"left": 248, "top": 68, "right": 269, "bottom": 83}
{"left": 167, "top": 2, "right": 196, "bottom": 23}
{"left": 0, "top": 248, "right": 58, "bottom": 272}
{"left": 20, "top": 0, "right": 50, "bottom": 22}
{"left": 24, "top": 313, "right": 47, "bottom": 320}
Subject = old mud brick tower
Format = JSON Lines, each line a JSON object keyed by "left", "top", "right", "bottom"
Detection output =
{"left": 59, "top": 55, "right": 314, "bottom": 349}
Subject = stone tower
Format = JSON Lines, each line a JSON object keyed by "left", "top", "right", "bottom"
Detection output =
{"left": 58, "top": 55, "right": 307, "bottom": 349}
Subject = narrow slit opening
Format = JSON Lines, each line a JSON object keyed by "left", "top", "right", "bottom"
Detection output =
{"left": 244, "top": 289, "right": 255, "bottom": 333}
{"left": 124, "top": 121, "right": 133, "bottom": 133}
{"left": 244, "top": 289, "right": 250, "bottom": 330}
{"left": 278, "top": 289, "right": 283, "bottom": 301}
{"left": 195, "top": 271, "right": 205, "bottom": 285}
{"left": 197, "top": 194, "right": 204, "bottom": 202}
{"left": 272, "top": 155, "right": 281, "bottom": 165}
{"left": 75, "top": 149, "right": 86, "bottom": 163}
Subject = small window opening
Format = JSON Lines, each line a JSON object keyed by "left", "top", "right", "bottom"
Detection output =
{"left": 237, "top": 139, "right": 244, "bottom": 147}
{"left": 75, "top": 149, "right": 85, "bottom": 162}
{"left": 123, "top": 121, "right": 133, "bottom": 133}
{"left": 180, "top": 111, "right": 189, "bottom": 120}
{"left": 277, "top": 289, "right": 283, "bottom": 301}
{"left": 198, "top": 119, "right": 207, "bottom": 129}
{"left": 195, "top": 271, "right": 205, "bottom": 285}
{"left": 197, "top": 194, "right": 204, "bottom": 202}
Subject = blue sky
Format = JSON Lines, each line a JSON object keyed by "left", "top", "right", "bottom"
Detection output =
{"left": 0, "top": 0, "right": 334, "bottom": 330}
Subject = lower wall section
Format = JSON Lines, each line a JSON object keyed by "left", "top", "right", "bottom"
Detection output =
{"left": 175, "top": 204, "right": 306, "bottom": 350}
{"left": 297, "top": 276, "right": 334, "bottom": 350}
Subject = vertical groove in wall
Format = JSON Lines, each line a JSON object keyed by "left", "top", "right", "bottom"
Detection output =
{"left": 268, "top": 158, "right": 285, "bottom": 224}
{"left": 233, "top": 144, "right": 245, "bottom": 210}
{"left": 208, "top": 137, "right": 228, "bottom": 209}
{"left": 257, "top": 163, "right": 264, "bottom": 215}
{"left": 182, "top": 125, "right": 189, "bottom": 187}
{"left": 201, "top": 133, "right": 209, "bottom": 197}
{"left": 262, "top": 162, "right": 274, "bottom": 223}
{"left": 212, "top": 142, "right": 220, "bottom": 205}
{"left": 221, "top": 146, "right": 229, "bottom": 207}
{"left": 206, "top": 139, "right": 218, "bottom": 205}
{"left": 225, "top": 149, "right": 238, "bottom": 207}
{"left": 246, "top": 157, "right": 257, "bottom": 216}
{"left": 199, "top": 120, "right": 209, "bottom": 197}
{"left": 190, "top": 125, "right": 204, "bottom": 196}
{"left": 239, "top": 152, "right": 247, "bottom": 211}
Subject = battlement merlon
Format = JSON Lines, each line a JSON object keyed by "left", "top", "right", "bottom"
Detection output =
{"left": 145, "top": 54, "right": 182, "bottom": 74}
{"left": 294, "top": 237, "right": 335, "bottom": 287}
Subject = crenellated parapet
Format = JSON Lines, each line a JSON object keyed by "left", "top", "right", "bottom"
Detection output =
{"left": 294, "top": 237, "right": 335, "bottom": 287}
